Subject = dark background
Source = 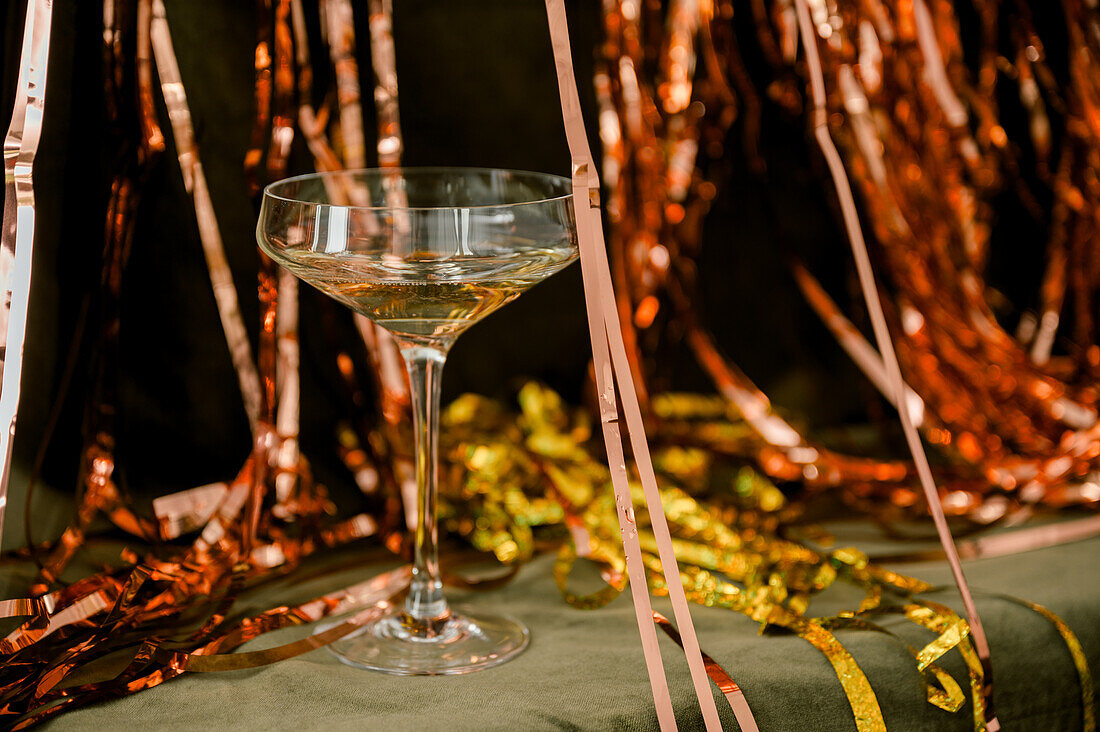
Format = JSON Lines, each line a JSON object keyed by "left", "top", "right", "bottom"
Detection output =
{"left": 1, "top": 1, "right": 1058, "bottom": 546}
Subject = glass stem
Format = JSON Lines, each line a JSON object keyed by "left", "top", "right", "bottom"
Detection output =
{"left": 401, "top": 344, "right": 450, "bottom": 634}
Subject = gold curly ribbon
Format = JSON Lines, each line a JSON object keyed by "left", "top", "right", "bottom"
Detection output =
{"left": 3, "top": 0, "right": 1097, "bottom": 728}
{"left": 993, "top": 594, "right": 1095, "bottom": 732}
{"left": 3, "top": 381, "right": 1094, "bottom": 730}
{"left": 502, "top": 384, "right": 1093, "bottom": 732}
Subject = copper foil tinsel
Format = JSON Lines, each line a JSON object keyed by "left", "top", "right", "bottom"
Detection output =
{"left": 1, "top": 0, "right": 1098, "bottom": 730}
{"left": 0, "top": 0, "right": 54, "bottom": 553}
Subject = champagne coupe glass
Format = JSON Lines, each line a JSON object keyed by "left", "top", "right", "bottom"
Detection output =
{"left": 257, "top": 168, "right": 578, "bottom": 674}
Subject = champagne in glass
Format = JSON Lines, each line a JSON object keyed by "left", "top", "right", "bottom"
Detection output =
{"left": 258, "top": 168, "right": 577, "bottom": 675}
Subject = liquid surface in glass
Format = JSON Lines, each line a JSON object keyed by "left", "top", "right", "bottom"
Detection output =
{"left": 279, "top": 242, "right": 576, "bottom": 346}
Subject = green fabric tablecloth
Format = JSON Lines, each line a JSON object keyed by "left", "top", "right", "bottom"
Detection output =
{"left": 32, "top": 524, "right": 1099, "bottom": 731}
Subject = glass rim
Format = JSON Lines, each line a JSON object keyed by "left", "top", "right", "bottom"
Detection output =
{"left": 261, "top": 166, "right": 574, "bottom": 213}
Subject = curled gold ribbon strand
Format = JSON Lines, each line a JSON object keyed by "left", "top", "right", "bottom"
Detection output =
{"left": 991, "top": 594, "right": 1095, "bottom": 732}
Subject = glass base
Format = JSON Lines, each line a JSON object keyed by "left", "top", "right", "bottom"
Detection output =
{"left": 322, "top": 606, "right": 529, "bottom": 676}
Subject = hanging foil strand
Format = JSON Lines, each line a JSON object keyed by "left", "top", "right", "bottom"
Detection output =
{"left": 367, "top": 0, "right": 403, "bottom": 171}
{"left": 1, "top": 3, "right": 1098, "bottom": 731}
{"left": 0, "top": 0, "right": 55, "bottom": 554}
{"left": 152, "top": 0, "right": 264, "bottom": 437}
{"left": 320, "top": 0, "right": 413, "bottom": 527}
{"left": 792, "top": 0, "right": 999, "bottom": 726}
{"left": 545, "top": 2, "right": 731, "bottom": 728}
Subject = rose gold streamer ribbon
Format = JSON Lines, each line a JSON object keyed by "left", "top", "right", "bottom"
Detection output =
{"left": 352, "top": 315, "right": 415, "bottom": 529}
{"left": 910, "top": 0, "right": 968, "bottom": 129}
{"left": 793, "top": 262, "right": 925, "bottom": 427}
{"left": 324, "top": 0, "right": 367, "bottom": 169}
{"left": 545, "top": 2, "right": 725, "bottom": 729}
{"left": 959, "top": 514, "right": 1100, "bottom": 560}
{"left": 184, "top": 600, "right": 393, "bottom": 672}
{"left": 546, "top": 12, "right": 670, "bottom": 730}
{"left": 179, "top": 565, "right": 410, "bottom": 672}
{"left": 0, "top": 0, "right": 53, "bottom": 553}
{"left": 288, "top": 0, "right": 401, "bottom": 524}
{"left": 0, "top": 598, "right": 46, "bottom": 619}
{"left": 1, "top": 589, "right": 112, "bottom": 654}
{"left": 363, "top": 0, "right": 413, "bottom": 430}
{"left": 365, "top": 0, "right": 412, "bottom": 268}
{"left": 367, "top": 0, "right": 403, "bottom": 171}
{"left": 274, "top": 267, "right": 300, "bottom": 510}
{"left": 150, "top": 0, "right": 264, "bottom": 437}
{"left": 792, "top": 2, "right": 1000, "bottom": 728}
{"left": 869, "top": 513, "right": 1100, "bottom": 564}
{"left": 366, "top": 0, "right": 411, "bottom": 222}
{"left": 653, "top": 612, "right": 759, "bottom": 732}
{"left": 321, "top": 0, "right": 413, "bottom": 525}
{"left": 152, "top": 481, "right": 228, "bottom": 539}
